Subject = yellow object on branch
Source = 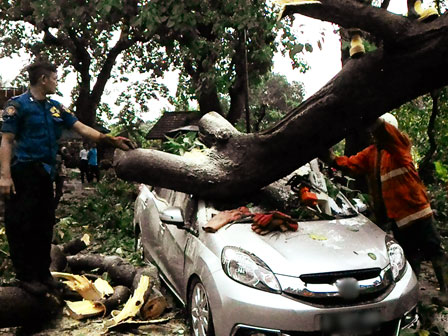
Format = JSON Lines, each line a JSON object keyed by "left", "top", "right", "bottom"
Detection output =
{"left": 51, "top": 272, "right": 103, "bottom": 301}
{"left": 103, "top": 275, "right": 150, "bottom": 329}
{"left": 65, "top": 300, "right": 106, "bottom": 320}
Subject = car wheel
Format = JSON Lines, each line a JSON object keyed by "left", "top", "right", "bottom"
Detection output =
{"left": 188, "top": 278, "right": 215, "bottom": 336}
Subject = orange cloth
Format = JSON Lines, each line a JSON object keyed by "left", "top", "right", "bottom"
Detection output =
{"left": 203, "top": 206, "right": 252, "bottom": 233}
{"left": 335, "top": 122, "right": 432, "bottom": 227}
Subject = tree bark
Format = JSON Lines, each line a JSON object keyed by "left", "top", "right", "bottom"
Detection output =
{"left": 418, "top": 89, "right": 440, "bottom": 183}
{"left": 0, "top": 287, "right": 62, "bottom": 328}
{"left": 115, "top": 1, "right": 448, "bottom": 199}
{"left": 67, "top": 254, "right": 137, "bottom": 288}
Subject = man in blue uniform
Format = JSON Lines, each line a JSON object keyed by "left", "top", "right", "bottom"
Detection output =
{"left": 0, "top": 62, "right": 135, "bottom": 295}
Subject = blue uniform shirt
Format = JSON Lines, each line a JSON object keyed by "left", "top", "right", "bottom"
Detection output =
{"left": 1, "top": 90, "right": 78, "bottom": 177}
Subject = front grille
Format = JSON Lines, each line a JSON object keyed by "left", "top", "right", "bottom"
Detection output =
{"left": 280, "top": 267, "right": 394, "bottom": 308}
{"left": 283, "top": 283, "right": 394, "bottom": 308}
{"left": 300, "top": 268, "right": 382, "bottom": 284}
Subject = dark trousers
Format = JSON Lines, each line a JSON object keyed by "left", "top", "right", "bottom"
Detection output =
{"left": 80, "top": 159, "right": 88, "bottom": 183}
{"left": 392, "top": 216, "right": 445, "bottom": 275}
{"left": 88, "top": 164, "right": 100, "bottom": 182}
{"left": 4, "top": 162, "right": 55, "bottom": 282}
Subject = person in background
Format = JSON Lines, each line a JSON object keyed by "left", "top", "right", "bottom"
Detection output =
{"left": 87, "top": 142, "right": 100, "bottom": 183}
{"left": 0, "top": 61, "right": 135, "bottom": 296}
{"left": 54, "top": 146, "right": 68, "bottom": 208}
{"left": 324, "top": 113, "right": 448, "bottom": 300}
{"left": 79, "top": 142, "right": 89, "bottom": 183}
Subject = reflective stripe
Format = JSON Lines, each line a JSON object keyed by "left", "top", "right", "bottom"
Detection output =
{"left": 381, "top": 167, "right": 409, "bottom": 182}
{"left": 396, "top": 207, "right": 433, "bottom": 227}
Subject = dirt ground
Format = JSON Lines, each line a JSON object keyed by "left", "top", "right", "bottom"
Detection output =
{"left": 0, "top": 171, "right": 447, "bottom": 335}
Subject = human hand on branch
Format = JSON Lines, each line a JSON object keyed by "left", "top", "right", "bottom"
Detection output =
{"left": 102, "top": 135, "right": 137, "bottom": 151}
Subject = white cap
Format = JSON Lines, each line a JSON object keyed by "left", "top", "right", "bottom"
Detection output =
{"left": 379, "top": 113, "right": 398, "bottom": 129}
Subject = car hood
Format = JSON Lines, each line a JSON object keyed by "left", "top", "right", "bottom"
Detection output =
{"left": 213, "top": 215, "right": 389, "bottom": 277}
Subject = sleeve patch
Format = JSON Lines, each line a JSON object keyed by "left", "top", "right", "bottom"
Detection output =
{"left": 50, "top": 106, "right": 61, "bottom": 118}
{"left": 4, "top": 105, "right": 17, "bottom": 116}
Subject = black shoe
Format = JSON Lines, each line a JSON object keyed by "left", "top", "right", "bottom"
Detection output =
{"left": 18, "top": 280, "right": 49, "bottom": 296}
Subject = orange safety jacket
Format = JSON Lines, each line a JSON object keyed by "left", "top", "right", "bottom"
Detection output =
{"left": 334, "top": 122, "right": 432, "bottom": 228}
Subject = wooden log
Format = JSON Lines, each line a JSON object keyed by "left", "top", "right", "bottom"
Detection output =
{"left": 66, "top": 254, "right": 136, "bottom": 287}
{"left": 99, "top": 285, "right": 131, "bottom": 315}
{"left": 0, "top": 286, "right": 62, "bottom": 328}
{"left": 132, "top": 265, "right": 161, "bottom": 292}
{"left": 49, "top": 236, "right": 91, "bottom": 273}
{"left": 60, "top": 235, "right": 90, "bottom": 255}
{"left": 50, "top": 244, "right": 67, "bottom": 272}
{"left": 140, "top": 287, "right": 167, "bottom": 320}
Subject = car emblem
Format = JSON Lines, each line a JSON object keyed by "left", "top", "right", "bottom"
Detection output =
{"left": 335, "top": 277, "right": 360, "bottom": 300}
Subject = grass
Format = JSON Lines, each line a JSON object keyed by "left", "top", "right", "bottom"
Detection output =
{"left": 53, "top": 170, "right": 143, "bottom": 266}
{"left": 0, "top": 170, "right": 144, "bottom": 285}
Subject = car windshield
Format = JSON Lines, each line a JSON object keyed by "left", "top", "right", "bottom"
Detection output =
{"left": 209, "top": 163, "right": 361, "bottom": 221}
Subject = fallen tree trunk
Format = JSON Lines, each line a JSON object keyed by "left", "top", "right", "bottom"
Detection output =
{"left": 67, "top": 254, "right": 137, "bottom": 288}
{"left": 50, "top": 236, "right": 91, "bottom": 272}
{"left": 99, "top": 285, "right": 132, "bottom": 315}
{"left": 0, "top": 287, "right": 62, "bottom": 328}
{"left": 114, "top": 2, "right": 448, "bottom": 199}
{"left": 0, "top": 251, "right": 163, "bottom": 328}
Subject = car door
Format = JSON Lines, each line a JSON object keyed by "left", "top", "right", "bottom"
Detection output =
{"left": 138, "top": 186, "right": 174, "bottom": 277}
{"left": 158, "top": 192, "right": 198, "bottom": 295}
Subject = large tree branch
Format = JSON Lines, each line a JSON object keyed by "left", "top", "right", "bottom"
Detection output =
{"left": 115, "top": 14, "right": 448, "bottom": 199}
{"left": 90, "top": 30, "right": 135, "bottom": 107}
{"left": 282, "top": 0, "right": 446, "bottom": 46}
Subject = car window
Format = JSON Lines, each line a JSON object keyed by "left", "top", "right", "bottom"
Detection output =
{"left": 205, "top": 174, "right": 359, "bottom": 222}
{"left": 153, "top": 187, "right": 175, "bottom": 204}
{"left": 173, "top": 192, "right": 198, "bottom": 227}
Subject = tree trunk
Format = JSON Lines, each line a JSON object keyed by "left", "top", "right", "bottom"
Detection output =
{"left": 0, "top": 287, "right": 62, "bottom": 328}
{"left": 115, "top": 0, "right": 448, "bottom": 199}
{"left": 418, "top": 90, "right": 440, "bottom": 184}
{"left": 67, "top": 254, "right": 137, "bottom": 288}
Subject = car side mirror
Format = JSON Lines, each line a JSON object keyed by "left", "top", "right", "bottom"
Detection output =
{"left": 160, "top": 206, "right": 185, "bottom": 226}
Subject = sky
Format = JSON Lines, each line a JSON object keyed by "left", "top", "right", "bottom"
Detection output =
{"left": 0, "top": 1, "right": 408, "bottom": 122}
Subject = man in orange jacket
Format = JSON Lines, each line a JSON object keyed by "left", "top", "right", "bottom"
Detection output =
{"left": 326, "top": 113, "right": 448, "bottom": 295}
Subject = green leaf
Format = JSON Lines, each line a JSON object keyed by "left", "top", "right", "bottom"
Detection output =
{"left": 304, "top": 43, "right": 313, "bottom": 52}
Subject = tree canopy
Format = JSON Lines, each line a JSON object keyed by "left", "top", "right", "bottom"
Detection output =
{"left": 114, "top": 0, "right": 448, "bottom": 199}
{"left": 0, "top": 0, "right": 309, "bottom": 126}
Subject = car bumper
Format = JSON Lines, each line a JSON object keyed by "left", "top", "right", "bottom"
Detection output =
{"left": 204, "top": 264, "right": 418, "bottom": 336}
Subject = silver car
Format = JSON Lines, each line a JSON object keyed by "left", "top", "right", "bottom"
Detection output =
{"left": 133, "top": 170, "right": 419, "bottom": 336}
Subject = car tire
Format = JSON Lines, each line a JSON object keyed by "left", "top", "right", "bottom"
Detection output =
{"left": 188, "top": 278, "right": 215, "bottom": 336}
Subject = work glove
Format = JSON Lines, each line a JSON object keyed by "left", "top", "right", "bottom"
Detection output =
{"left": 252, "top": 211, "right": 298, "bottom": 235}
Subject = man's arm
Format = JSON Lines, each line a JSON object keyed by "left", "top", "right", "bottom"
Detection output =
{"left": 0, "top": 133, "right": 16, "bottom": 197}
{"left": 72, "top": 121, "right": 136, "bottom": 150}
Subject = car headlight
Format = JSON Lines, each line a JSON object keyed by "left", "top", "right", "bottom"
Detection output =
{"left": 385, "top": 235, "right": 407, "bottom": 281}
{"left": 221, "top": 246, "right": 281, "bottom": 293}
